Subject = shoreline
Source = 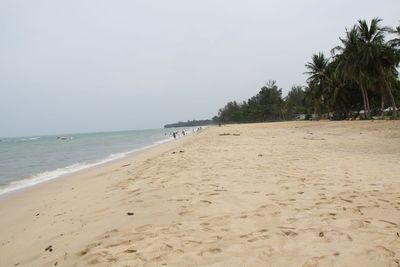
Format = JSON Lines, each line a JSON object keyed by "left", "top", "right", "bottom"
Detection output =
{"left": 0, "top": 131, "right": 194, "bottom": 200}
{"left": 1, "top": 121, "right": 399, "bottom": 266}
{"left": 0, "top": 129, "right": 201, "bottom": 199}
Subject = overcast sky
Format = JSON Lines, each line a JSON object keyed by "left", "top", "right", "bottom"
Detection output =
{"left": 1, "top": 0, "right": 399, "bottom": 137}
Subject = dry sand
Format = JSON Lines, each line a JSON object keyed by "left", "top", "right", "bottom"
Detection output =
{"left": 1, "top": 121, "right": 400, "bottom": 267}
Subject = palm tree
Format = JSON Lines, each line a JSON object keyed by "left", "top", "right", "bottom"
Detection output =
{"left": 305, "top": 53, "right": 330, "bottom": 82}
{"left": 333, "top": 26, "right": 372, "bottom": 118}
{"left": 332, "top": 18, "right": 399, "bottom": 118}
{"left": 304, "top": 53, "right": 331, "bottom": 115}
{"left": 357, "top": 18, "right": 397, "bottom": 118}
{"left": 385, "top": 24, "right": 400, "bottom": 117}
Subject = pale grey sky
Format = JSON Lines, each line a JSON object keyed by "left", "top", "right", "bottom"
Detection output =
{"left": 1, "top": 0, "right": 399, "bottom": 137}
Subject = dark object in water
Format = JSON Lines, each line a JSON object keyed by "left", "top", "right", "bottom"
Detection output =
{"left": 127, "top": 212, "right": 134, "bottom": 216}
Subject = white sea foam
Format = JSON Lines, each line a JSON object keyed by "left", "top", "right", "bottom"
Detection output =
{"left": 0, "top": 137, "right": 175, "bottom": 196}
{"left": 20, "top": 137, "right": 41, "bottom": 142}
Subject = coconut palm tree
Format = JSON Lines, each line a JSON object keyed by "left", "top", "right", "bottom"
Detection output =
{"left": 357, "top": 18, "right": 397, "bottom": 117}
{"left": 305, "top": 53, "right": 330, "bottom": 83}
{"left": 304, "top": 53, "right": 331, "bottom": 115}
{"left": 333, "top": 26, "right": 372, "bottom": 118}
{"left": 386, "top": 24, "right": 400, "bottom": 116}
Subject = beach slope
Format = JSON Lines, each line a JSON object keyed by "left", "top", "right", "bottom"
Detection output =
{"left": 1, "top": 121, "right": 400, "bottom": 266}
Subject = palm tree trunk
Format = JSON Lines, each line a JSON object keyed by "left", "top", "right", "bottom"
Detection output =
{"left": 360, "top": 87, "right": 369, "bottom": 119}
{"left": 364, "top": 88, "right": 371, "bottom": 119}
{"left": 377, "top": 70, "right": 398, "bottom": 119}
{"left": 383, "top": 79, "right": 398, "bottom": 119}
{"left": 358, "top": 77, "right": 370, "bottom": 119}
{"left": 381, "top": 96, "right": 385, "bottom": 119}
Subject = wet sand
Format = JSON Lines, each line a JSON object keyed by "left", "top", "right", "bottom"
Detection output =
{"left": 0, "top": 121, "right": 399, "bottom": 266}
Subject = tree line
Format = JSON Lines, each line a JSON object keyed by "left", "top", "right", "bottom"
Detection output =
{"left": 213, "top": 18, "right": 400, "bottom": 123}
{"left": 164, "top": 120, "right": 214, "bottom": 128}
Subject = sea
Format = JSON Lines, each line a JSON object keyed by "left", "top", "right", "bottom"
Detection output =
{"left": 0, "top": 128, "right": 193, "bottom": 196}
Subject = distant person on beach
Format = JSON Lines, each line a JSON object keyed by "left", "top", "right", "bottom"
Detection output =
{"left": 173, "top": 132, "right": 176, "bottom": 139}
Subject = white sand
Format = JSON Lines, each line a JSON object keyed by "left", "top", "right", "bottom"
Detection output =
{"left": 0, "top": 121, "right": 399, "bottom": 266}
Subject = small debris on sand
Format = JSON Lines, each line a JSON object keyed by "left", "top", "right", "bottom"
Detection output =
{"left": 219, "top": 133, "right": 240, "bottom": 136}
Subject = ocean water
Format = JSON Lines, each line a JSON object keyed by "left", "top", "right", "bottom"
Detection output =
{"left": 0, "top": 128, "right": 192, "bottom": 196}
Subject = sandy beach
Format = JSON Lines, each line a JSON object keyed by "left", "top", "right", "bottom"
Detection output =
{"left": 1, "top": 121, "right": 400, "bottom": 267}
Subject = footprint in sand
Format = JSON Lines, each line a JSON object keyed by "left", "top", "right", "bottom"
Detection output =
{"left": 183, "top": 240, "right": 202, "bottom": 248}
{"left": 378, "top": 220, "right": 398, "bottom": 227}
{"left": 136, "top": 224, "right": 153, "bottom": 232}
{"left": 240, "top": 229, "right": 270, "bottom": 243}
{"left": 78, "top": 241, "right": 103, "bottom": 257}
{"left": 282, "top": 230, "right": 298, "bottom": 237}
{"left": 303, "top": 256, "right": 326, "bottom": 267}
{"left": 124, "top": 248, "right": 137, "bottom": 253}
{"left": 101, "top": 229, "right": 118, "bottom": 239}
{"left": 205, "top": 235, "right": 223, "bottom": 243}
{"left": 178, "top": 210, "right": 193, "bottom": 216}
{"left": 105, "top": 240, "right": 131, "bottom": 249}
{"left": 366, "top": 245, "right": 396, "bottom": 258}
{"left": 198, "top": 248, "right": 222, "bottom": 256}
{"left": 322, "top": 230, "right": 353, "bottom": 242}
{"left": 171, "top": 198, "right": 189, "bottom": 202}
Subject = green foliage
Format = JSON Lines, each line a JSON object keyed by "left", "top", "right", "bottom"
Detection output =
{"left": 216, "top": 81, "right": 286, "bottom": 123}
{"left": 212, "top": 18, "right": 400, "bottom": 123}
{"left": 164, "top": 120, "right": 214, "bottom": 128}
{"left": 330, "top": 18, "right": 399, "bottom": 118}
{"left": 285, "top": 86, "right": 306, "bottom": 118}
